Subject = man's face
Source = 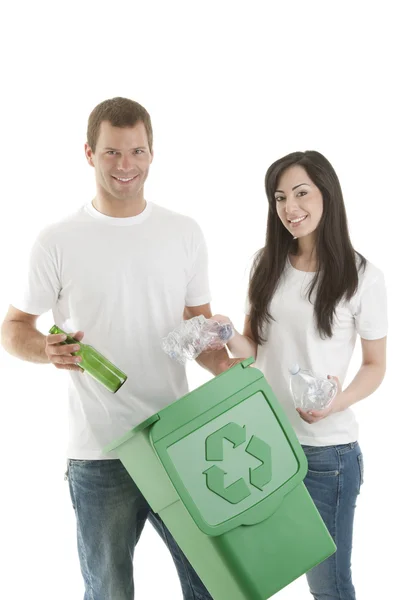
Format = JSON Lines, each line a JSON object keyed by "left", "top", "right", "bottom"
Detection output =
{"left": 85, "top": 121, "right": 153, "bottom": 202}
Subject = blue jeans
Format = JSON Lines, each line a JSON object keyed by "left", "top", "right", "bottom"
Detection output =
{"left": 303, "top": 442, "right": 364, "bottom": 600}
{"left": 66, "top": 459, "right": 212, "bottom": 600}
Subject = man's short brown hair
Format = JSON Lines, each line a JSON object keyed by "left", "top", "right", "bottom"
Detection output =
{"left": 87, "top": 97, "right": 153, "bottom": 153}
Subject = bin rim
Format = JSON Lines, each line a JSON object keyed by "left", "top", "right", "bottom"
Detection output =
{"left": 103, "top": 413, "right": 160, "bottom": 454}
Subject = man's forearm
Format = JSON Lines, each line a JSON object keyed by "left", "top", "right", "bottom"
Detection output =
{"left": 1, "top": 321, "right": 49, "bottom": 363}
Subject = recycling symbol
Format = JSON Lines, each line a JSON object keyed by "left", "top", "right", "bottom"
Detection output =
{"left": 203, "top": 422, "right": 272, "bottom": 504}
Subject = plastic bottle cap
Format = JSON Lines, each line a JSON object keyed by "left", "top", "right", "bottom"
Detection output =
{"left": 289, "top": 364, "right": 300, "bottom": 375}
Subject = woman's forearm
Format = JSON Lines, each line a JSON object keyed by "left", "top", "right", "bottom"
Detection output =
{"left": 227, "top": 329, "right": 257, "bottom": 360}
{"left": 337, "top": 363, "right": 386, "bottom": 412}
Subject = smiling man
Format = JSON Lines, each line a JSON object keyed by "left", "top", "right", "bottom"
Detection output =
{"left": 1, "top": 97, "right": 237, "bottom": 600}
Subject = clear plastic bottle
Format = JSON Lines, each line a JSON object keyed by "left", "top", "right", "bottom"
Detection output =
{"left": 288, "top": 364, "right": 337, "bottom": 411}
{"left": 162, "top": 315, "right": 234, "bottom": 365}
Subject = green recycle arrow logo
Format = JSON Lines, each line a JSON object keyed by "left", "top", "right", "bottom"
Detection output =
{"left": 203, "top": 465, "right": 251, "bottom": 504}
{"left": 246, "top": 434, "right": 272, "bottom": 491}
{"left": 203, "top": 422, "right": 272, "bottom": 504}
{"left": 206, "top": 422, "right": 246, "bottom": 461}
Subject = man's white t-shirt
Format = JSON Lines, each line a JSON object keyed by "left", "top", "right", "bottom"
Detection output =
{"left": 13, "top": 201, "right": 211, "bottom": 459}
{"left": 247, "top": 257, "right": 387, "bottom": 446}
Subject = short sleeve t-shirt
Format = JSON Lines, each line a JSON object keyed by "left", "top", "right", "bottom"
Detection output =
{"left": 247, "top": 258, "right": 387, "bottom": 446}
{"left": 12, "top": 201, "right": 212, "bottom": 459}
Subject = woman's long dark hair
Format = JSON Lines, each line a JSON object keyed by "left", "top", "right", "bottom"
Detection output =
{"left": 249, "top": 150, "right": 366, "bottom": 344}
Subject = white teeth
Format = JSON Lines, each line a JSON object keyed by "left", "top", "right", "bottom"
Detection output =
{"left": 115, "top": 177, "right": 135, "bottom": 182}
{"left": 290, "top": 216, "right": 307, "bottom": 224}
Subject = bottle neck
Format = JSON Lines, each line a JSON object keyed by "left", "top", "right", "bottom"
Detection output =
{"left": 49, "top": 325, "right": 80, "bottom": 345}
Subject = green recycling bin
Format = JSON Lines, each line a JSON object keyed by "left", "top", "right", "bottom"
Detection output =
{"left": 104, "top": 358, "right": 336, "bottom": 599}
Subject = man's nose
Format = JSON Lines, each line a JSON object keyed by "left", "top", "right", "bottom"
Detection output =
{"left": 117, "top": 154, "right": 135, "bottom": 171}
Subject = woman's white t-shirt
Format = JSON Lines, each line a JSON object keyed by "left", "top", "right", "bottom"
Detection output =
{"left": 248, "top": 258, "right": 387, "bottom": 446}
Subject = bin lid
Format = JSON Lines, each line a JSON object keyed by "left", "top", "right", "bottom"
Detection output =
{"left": 149, "top": 361, "right": 307, "bottom": 536}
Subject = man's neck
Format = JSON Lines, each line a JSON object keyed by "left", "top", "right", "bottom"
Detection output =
{"left": 92, "top": 192, "right": 146, "bottom": 218}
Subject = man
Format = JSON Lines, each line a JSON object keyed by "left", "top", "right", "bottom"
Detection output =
{"left": 1, "top": 97, "right": 237, "bottom": 599}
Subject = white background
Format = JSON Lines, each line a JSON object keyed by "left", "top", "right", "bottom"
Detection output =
{"left": 0, "top": 1, "right": 398, "bottom": 598}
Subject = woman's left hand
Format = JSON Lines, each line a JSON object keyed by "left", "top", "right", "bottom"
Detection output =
{"left": 297, "top": 375, "right": 342, "bottom": 424}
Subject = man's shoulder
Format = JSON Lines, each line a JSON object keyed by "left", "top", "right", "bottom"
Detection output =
{"left": 151, "top": 203, "right": 203, "bottom": 233}
{"left": 35, "top": 206, "right": 88, "bottom": 247}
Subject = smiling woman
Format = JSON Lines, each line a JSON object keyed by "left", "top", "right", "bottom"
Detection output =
{"left": 212, "top": 150, "right": 387, "bottom": 600}
{"left": 251, "top": 151, "right": 366, "bottom": 340}
{"left": 274, "top": 171, "right": 323, "bottom": 240}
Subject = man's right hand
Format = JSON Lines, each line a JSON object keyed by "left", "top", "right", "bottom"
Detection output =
{"left": 45, "top": 331, "right": 85, "bottom": 371}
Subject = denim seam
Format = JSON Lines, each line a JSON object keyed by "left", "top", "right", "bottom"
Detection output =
{"left": 334, "top": 450, "right": 344, "bottom": 600}
{"left": 69, "top": 465, "right": 95, "bottom": 600}
{"left": 357, "top": 453, "right": 364, "bottom": 494}
{"left": 303, "top": 442, "right": 358, "bottom": 456}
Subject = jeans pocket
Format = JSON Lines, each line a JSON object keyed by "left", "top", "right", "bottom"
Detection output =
{"left": 307, "top": 469, "right": 339, "bottom": 477}
{"left": 304, "top": 446, "right": 339, "bottom": 477}
{"left": 357, "top": 453, "right": 364, "bottom": 494}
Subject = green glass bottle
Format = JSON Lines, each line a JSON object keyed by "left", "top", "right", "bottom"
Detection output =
{"left": 49, "top": 325, "right": 127, "bottom": 393}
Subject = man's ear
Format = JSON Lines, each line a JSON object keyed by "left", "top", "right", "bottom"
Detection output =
{"left": 85, "top": 142, "right": 95, "bottom": 167}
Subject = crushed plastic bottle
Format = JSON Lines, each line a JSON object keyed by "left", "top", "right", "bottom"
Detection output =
{"left": 289, "top": 364, "right": 337, "bottom": 411}
{"left": 162, "top": 315, "right": 234, "bottom": 365}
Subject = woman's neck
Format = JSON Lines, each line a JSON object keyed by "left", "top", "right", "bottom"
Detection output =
{"left": 291, "top": 236, "right": 318, "bottom": 271}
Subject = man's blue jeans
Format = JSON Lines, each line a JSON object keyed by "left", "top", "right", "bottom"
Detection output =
{"left": 303, "top": 442, "right": 364, "bottom": 600}
{"left": 67, "top": 442, "right": 363, "bottom": 600}
{"left": 67, "top": 458, "right": 212, "bottom": 600}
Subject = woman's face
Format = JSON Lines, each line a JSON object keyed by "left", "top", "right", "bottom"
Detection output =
{"left": 274, "top": 165, "right": 323, "bottom": 238}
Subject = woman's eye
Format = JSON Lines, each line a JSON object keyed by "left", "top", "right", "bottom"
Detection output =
{"left": 275, "top": 196, "right": 285, "bottom": 203}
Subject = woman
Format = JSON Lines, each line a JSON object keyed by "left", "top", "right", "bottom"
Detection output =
{"left": 215, "top": 151, "right": 387, "bottom": 599}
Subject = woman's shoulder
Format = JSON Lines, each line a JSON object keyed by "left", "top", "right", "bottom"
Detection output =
{"left": 356, "top": 255, "right": 385, "bottom": 287}
{"left": 353, "top": 256, "right": 386, "bottom": 308}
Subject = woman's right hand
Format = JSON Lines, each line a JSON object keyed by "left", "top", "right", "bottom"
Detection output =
{"left": 210, "top": 314, "right": 234, "bottom": 327}
{"left": 211, "top": 314, "right": 257, "bottom": 361}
